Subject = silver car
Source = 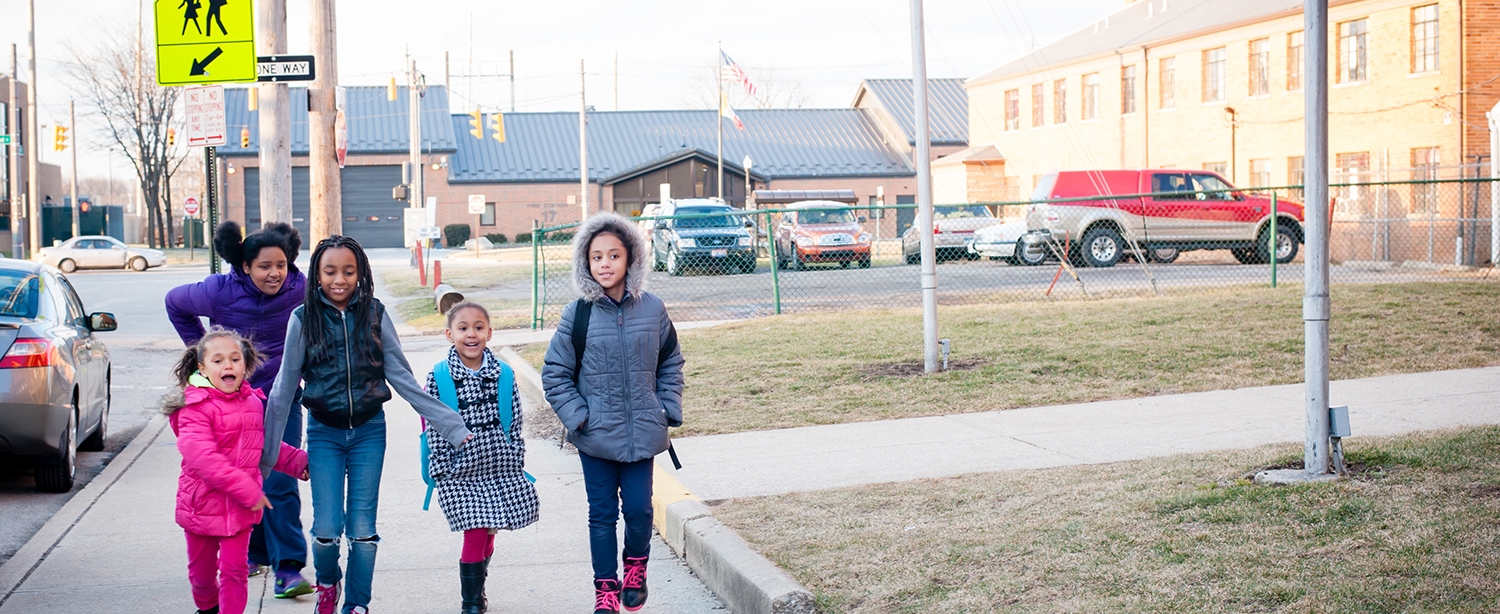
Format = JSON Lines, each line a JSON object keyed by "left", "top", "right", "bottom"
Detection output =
{"left": 0, "top": 260, "right": 116, "bottom": 492}
{"left": 36, "top": 235, "right": 167, "bottom": 273}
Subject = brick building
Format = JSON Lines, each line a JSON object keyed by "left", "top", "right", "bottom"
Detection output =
{"left": 220, "top": 79, "right": 967, "bottom": 247}
{"left": 965, "top": 0, "right": 1500, "bottom": 207}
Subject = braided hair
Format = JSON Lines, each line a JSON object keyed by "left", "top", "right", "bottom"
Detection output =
{"left": 303, "top": 235, "right": 380, "bottom": 363}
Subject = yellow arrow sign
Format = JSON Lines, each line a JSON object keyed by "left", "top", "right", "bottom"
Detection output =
{"left": 154, "top": 0, "right": 257, "bottom": 86}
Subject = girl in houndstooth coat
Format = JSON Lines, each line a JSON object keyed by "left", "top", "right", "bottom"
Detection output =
{"left": 424, "top": 302, "right": 539, "bottom": 614}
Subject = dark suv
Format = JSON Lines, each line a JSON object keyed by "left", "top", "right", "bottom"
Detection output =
{"left": 650, "top": 198, "right": 756, "bottom": 275}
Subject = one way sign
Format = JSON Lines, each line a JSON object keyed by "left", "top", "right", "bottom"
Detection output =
{"left": 257, "top": 55, "right": 317, "bottom": 82}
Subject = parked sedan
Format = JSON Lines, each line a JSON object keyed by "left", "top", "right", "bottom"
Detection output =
{"left": 0, "top": 260, "right": 116, "bottom": 492}
{"left": 901, "top": 205, "right": 1004, "bottom": 263}
{"left": 37, "top": 236, "right": 167, "bottom": 273}
{"left": 966, "top": 220, "right": 1047, "bottom": 265}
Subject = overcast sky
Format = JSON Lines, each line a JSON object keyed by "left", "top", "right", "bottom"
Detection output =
{"left": 1, "top": 0, "right": 1122, "bottom": 185}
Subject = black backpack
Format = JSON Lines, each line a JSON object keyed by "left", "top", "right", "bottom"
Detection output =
{"left": 571, "top": 298, "right": 682, "bottom": 469}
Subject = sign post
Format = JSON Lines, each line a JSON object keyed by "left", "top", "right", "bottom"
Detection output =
{"left": 468, "top": 194, "right": 485, "bottom": 255}
{"left": 184, "top": 195, "right": 200, "bottom": 261}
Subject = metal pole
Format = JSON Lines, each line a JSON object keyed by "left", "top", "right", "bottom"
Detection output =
{"left": 530, "top": 219, "right": 540, "bottom": 329}
{"left": 1490, "top": 105, "right": 1499, "bottom": 265}
{"left": 716, "top": 46, "right": 724, "bottom": 200}
{"left": 912, "top": 0, "right": 939, "bottom": 373}
{"left": 408, "top": 57, "right": 421, "bottom": 213}
{"left": 26, "top": 0, "right": 40, "bottom": 257}
{"left": 69, "top": 100, "right": 77, "bottom": 239}
{"left": 258, "top": 0, "right": 292, "bottom": 225}
{"left": 1302, "top": 0, "right": 1332, "bottom": 475}
{"left": 205, "top": 146, "right": 220, "bottom": 273}
{"left": 1270, "top": 192, "right": 1278, "bottom": 288}
{"left": 580, "top": 60, "right": 588, "bottom": 222}
{"left": 766, "top": 211, "right": 781, "bottom": 314}
{"left": 8, "top": 44, "right": 19, "bottom": 258}
{"left": 309, "top": 0, "right": 342, "bottom": 242}
{"left": 509, "top": 50, "right": 516, "bottom": 113}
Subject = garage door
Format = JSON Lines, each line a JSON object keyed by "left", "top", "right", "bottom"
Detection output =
{"left": 246, "top": 165, "right": 406, "bottom": 248}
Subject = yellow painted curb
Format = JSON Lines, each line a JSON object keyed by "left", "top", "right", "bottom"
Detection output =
{"left": 652, "top": 460, "right": 699, "bottom": 537}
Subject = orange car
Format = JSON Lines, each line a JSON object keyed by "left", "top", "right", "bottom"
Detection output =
{"left": 773, "top": 200, "right": 871, "bottom": 270}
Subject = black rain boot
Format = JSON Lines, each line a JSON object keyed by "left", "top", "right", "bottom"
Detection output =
{"left": 480, "top": 556, "right": 492, "bottom": 612}
{"left": 620, "top": 556, "right": 649, "bottom": 611}
{"left": 459, "top": 561, "right": 487, "bottom": 614}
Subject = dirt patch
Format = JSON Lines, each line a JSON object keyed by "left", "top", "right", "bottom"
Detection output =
{"left": 1470, "top": 484, "right": 1500, "bottom": 499}
{"left": 859, "top": 357, "right": 989, "bottom": 379}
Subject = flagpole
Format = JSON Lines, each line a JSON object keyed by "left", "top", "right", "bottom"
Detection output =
{"left": 717, "top": 43, "right": 724, "bottom": 199}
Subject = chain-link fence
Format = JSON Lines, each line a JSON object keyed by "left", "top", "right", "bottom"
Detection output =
{"left": 527, "top": 177, "right": 1497, "bottom": 328}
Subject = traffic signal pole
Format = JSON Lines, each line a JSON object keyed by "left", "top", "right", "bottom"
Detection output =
{"left": 69, "top": 100, "right": 77, "bottom": 239}
{"left": 26, "top": 0, "right": 39, "bottom": 257}
{"left": 8, "top": 44, "right": 20, "bottom": 259}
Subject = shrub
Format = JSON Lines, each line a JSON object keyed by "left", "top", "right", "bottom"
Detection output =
{"left": 443, "top": 224, "right": 471, "bottom": 249}
{"left": 547, "top": 232, "right": 574, "bottom": 245}
{"left": 485, "top": 233, "right": 508, "bottom": 244}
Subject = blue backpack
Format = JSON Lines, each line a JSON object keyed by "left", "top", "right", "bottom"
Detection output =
{"left": 420, "top": 360, "right": 535, "bottom": 511}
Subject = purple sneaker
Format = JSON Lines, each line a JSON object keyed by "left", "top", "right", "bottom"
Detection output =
{"left": 274, "top": 568, "right": 314, "bottom": 598}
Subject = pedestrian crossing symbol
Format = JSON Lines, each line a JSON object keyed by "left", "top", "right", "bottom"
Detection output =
{"left": 154, "top": 0, "right": 257, "bottom": 86}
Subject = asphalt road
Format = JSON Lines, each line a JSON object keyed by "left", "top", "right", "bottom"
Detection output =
{"left": 0, "top": 264, "right": 211, "bottom": 567}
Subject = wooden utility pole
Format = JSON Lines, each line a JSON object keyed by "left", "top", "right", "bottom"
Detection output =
{"left": 26, "top": 0, "right": 39, "bottom": 257}
{"left": 308, "top": 0, "right": 341, "bottom": 241}
{"left": 258, "top": 0, "right": 292, "bottom": 226}
{"left": 69, "top": 100, "right": 77, "bottom": 239}
{"left": 9, "top": 44, "right": 20, "bottom": 259}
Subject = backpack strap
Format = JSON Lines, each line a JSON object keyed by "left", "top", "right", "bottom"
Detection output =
{"left": 419, "top": 361, "right": 459, "bottom": 511}
{"left": 570, "top": 298, "right": 591, "bottom": 384}
{"left": 496, "top": 363, "right": 515, "bottom": 443}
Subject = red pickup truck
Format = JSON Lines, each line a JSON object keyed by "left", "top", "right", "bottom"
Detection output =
{"left": 1024, "top": 169, "right": 1304, "bottom": 268}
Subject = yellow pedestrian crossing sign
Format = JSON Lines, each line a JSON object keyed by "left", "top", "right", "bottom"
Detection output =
{"left": 154, "top": 0, "right": 257, "bottom": 86}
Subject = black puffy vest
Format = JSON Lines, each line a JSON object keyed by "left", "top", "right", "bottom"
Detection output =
{"left": 296, "top": 298, "right": 392, "bottom": 429}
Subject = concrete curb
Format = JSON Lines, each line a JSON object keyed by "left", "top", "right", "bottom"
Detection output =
{"left": 495, "top": 346, "right": 815, "bottom": 614}
{"left": 0, "top": 413, "right": 169, "bottom": 606}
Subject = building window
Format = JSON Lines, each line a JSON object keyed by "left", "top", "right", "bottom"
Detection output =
{"left": 1412, "top": 4, "right": 1439, "bottom": 74}
{"left": 1335, "top": 151, "right": 1371, "bottom": 215}
{"left": 1053, "top": 79, "right": 1067, "bottom": 124}
{"left": 1203, "top": 162, "right": 1228, "bottom": 176}
{"left": 1121, "top": 65, "right": 1137, "bottom": 115}
{"left": 1288, "top": 31, "right": 1304, "bottom": 91}
{"left": 1411, "top": 147, "right": 1440, "bottom": 215}
{"left": 1249, "top": 38, "right": 1270, "bottom": 96}
{"left": 1159, "top": 57, "right": 1176, "bottom": 109}
{"left": 1031, "top": 83, "right": 1045, "bottom": 127}
{"left": 481, "top": 202, "right": 496, "bottom": 226}
{"left": 1249, "top": 159, "right": 1271, "bottom": 188}
{"left": 1005, "top": 89, "right": 1020, "bottom": 131}
{"left": 1339, "top": 19, "right": 1368, "bottom": 83}
{"left": 1082, "top": 73, "right": 1099, "bottom": 120}
{"left": 1203, "top": 47, "right": 1226, "bottom": 102}
{"left": 1288, "top": 156, "right": 1305, "bottom": 199}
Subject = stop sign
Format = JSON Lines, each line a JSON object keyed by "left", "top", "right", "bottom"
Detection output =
{"left": 184, "top": 197, "right": 200, "bottom": 216}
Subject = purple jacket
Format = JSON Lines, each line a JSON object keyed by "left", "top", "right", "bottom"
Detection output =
{"left": 164, "top": 266, "right": 307, "bottom": 392}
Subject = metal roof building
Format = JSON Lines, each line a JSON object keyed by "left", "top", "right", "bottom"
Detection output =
{"left": 851, "top": 78, "right": 969, "bottom": 147}
{"left": 223, "top": 86, "right": 458, "bottom": 155}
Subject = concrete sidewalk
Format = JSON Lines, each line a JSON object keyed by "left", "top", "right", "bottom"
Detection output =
{"left": 664, "top": 367, "right": 1500, "bottom": 500}
{"left": 0, "top": 344, "right": 724, "bottom": 613}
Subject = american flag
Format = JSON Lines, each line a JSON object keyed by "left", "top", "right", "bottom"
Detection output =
{"left": 720, "top": 51, "right": 758, "bottom": 98}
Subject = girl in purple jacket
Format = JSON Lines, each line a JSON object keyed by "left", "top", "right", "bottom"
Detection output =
{"left": 164, "top": 328, "right": 309, "bottom": 614}
{"left": 165, "top": 222, "right": 315, "bottom": 597}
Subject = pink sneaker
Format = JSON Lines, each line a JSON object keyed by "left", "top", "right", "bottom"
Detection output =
{"left": 314, "top": 582, "right": 340, "bottom": 614}
{"left": 593, "top": 578, "right": 621, "bottom": 614}
{"left": 621, "top": 556, "right": 649, "bottom": 611}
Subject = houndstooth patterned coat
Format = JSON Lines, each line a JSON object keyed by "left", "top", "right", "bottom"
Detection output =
{"left": 424, "top": 348, "right": 540, "bottom": 532}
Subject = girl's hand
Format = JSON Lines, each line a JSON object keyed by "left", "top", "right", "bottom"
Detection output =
{"left": 251, "top": 496, "right": 273, "bottom": 512}
{"left": 299, "top": 467, "right": 310, "bottom": 481}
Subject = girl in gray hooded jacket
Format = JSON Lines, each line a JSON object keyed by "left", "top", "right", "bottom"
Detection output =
{"left": 541, "top": 212, "right": 684, "bottom": 614}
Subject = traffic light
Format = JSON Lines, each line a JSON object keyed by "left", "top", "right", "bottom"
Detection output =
{"left": 468, "top": 108, "right": 483, "bottom": 140}
{"left": 490, "top": 112, "right": 505, "bottom": 143}
{"left": 240, "top": 126, "right": 250, "bottom": 148}
{"left": 53, "top": 125, "right": 67, "bottom": 152}
{"left": 388, "top": 77, "right": 398, "bottom": 101}
{"left": 167, "top": 127, "right": 176, "bottom": 147}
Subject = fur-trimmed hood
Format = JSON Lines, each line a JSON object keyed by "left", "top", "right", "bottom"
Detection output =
{"left": 571, "top": 212, "right": 649, "bottom": 302}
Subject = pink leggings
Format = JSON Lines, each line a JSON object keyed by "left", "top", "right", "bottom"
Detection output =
{"left": 185, "top": 528, "right": 252, "bottom": 614}
{"left": 461, "top": 528, "right": 496, "bottom": 564}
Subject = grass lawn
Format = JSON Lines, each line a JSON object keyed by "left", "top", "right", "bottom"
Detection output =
{"left": 381, "top": 262, "right": 531, "bottom": 298}
{"left": 714, "top": 426, "right": 1500, "bottom": 613}
{"left": 394, "top": 297, "right": 530, "bottom": 335}
{"left": 516, "top": 281, "right": 1500, "bottom": 437}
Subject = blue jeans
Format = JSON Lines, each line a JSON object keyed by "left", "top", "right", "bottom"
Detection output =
{"left": 306, "top": 412, "right": 386, "bottom": 612}
{"left": 250, "top": 393, "right": 308, "bottom": 571}
{"left": 578, "top": 451, "right": 654, "bottom": 580}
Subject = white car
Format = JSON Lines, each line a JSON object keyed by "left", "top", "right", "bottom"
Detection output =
{"left": 967, "top": 220, "right": 1046, "bottom": 265}
{"left": 36, "top": 236, "right": 167, "bottom": 273}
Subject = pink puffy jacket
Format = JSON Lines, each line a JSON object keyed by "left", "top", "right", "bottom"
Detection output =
{"left": 169, "top": 382, "right": 307, "bottom": 537}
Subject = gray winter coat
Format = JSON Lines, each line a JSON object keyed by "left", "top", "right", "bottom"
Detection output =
{"left": 541, "top": 213, "right": 685, "bottom": 463}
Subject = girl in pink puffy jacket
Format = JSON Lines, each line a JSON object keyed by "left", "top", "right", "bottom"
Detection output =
{"left": 164, "top": 329, "right": 309, "bottom": 614}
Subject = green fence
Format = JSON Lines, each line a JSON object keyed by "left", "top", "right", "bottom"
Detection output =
{"left": 529, "top": 178, "right": 1498, "bottom": 329}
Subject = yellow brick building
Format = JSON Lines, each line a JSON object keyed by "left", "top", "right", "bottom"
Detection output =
{"left": 965, "top": 0, "right": 1500, "bottom": 214}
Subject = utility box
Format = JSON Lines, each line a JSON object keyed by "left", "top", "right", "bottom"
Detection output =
{"left": 1329, "top": 406, "right": 1352, "bottom": 438}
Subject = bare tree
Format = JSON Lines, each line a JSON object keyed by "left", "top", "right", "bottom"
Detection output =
{"left": 677, "top": 63, "right": 816, "bottom": 110}
{"left": 75, "top": 176, "right": 135, "bottom": 206}
{"left": 63, "top": 28, "right": 180, "bottom": 248}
